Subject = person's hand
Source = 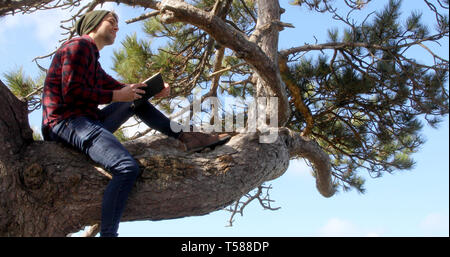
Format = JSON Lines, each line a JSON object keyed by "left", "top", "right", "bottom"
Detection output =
{"left": 154, "top": 83, "right": 170, "bottom": 99}
{"left": 112, "top": 83, "right": 146, "bottom": 102}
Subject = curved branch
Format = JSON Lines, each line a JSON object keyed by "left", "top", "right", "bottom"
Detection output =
{"left": 280, "top": 128, "right": 335, "bottom": 198}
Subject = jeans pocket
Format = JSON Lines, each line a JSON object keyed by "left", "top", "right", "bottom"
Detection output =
{"left": 56, "top": 116, "right": 102, "bottom": 152}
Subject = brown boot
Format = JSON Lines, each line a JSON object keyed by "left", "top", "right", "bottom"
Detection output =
{"left": 178, "top": 132, "right": 231, "bottom": 153}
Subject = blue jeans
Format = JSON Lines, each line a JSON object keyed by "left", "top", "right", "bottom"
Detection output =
{"left": 48, "top": 101, "right": 180, "bottom": 237}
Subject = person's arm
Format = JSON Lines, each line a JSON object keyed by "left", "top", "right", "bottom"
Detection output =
{"left": 60, "top": 40, "right": 114, "bottom": 105}
{"left": 95, "top": 56, "right": 148, "bottom": 103}
{"left": 112, "top": 83, "right": 146, "bottom": 102}
{"left": 96, "top": 64, "right": 125, "bottom": 90}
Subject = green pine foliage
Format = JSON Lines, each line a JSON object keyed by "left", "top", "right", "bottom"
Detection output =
{"left": 285, "top": 0, "right": 448, "bottom": 191}
{"left": 112, "top": 33, "right": 154, "bottom": 84}
{"left": 3, "top": 66, "right": 36, "bottom": 98}
{"left": 3, "top": 67, "right": 45, "bottom": 112}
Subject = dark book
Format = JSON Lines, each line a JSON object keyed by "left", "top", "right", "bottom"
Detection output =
{"left": 133, "top": 72, "right": 165, "bottom": 108}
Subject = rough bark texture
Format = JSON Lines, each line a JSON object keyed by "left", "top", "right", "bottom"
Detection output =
{"left": 0, "top": 0, "right": 334, "bottom": 236}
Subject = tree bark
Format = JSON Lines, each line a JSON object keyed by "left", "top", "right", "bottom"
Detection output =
{"left": 251, "top": 0, "right": 290, "bottom": 125}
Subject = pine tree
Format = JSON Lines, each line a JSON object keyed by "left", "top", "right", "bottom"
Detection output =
{"left": 0, "top": 0, "right": 448, "bottom": 236}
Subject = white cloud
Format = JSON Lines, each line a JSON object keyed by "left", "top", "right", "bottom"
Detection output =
{"left": 317, "top": 218, "right": 359, "bottom": 236}
{"left": 317, "top": 218, "right": 383, "bottom": 237}
{"left": 0, "top": 1, "right": 122, "bottom": 52}
{"left": 366, "top": 232, "right": 381, "bottom": 237}
{"left": 0, "top": 9, "right": 66, "bottom": 50}
{"left": 419, "top": 212, "right": 449, "bottom": 236}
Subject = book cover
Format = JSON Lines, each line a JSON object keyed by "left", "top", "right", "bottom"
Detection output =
{"left": 134, "top": 72, "right": 165, "bottom": 107}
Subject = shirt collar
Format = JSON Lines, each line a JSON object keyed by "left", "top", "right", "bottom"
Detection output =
{"left": 81, "top": 35, "right": 100, "bottom": 59}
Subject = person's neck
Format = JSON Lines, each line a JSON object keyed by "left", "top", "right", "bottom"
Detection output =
{"left": 87, "top": 33, "right": 104, "bottom": 51}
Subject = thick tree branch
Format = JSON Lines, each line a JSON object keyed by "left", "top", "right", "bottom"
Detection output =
{"left": 0, "top": 79, "right": 33, "bottom": 160}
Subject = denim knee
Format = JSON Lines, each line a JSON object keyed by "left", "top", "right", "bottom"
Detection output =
{"left": 112, "top": 157, "right": 140, "bottom": 179}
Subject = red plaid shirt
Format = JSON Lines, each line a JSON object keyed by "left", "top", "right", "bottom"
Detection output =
{"left": 41, "top": 35, "right": 124, "bottom": 139}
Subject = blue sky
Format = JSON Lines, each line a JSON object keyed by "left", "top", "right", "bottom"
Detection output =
{"left": 0, "top": 1, "right": 448, "bottom": 237}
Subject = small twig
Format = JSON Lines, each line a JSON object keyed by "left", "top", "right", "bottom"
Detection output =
{"left": 225, "top": 184, "right": 280, "bottom": 227}
{"left": 125, "top": 10, "right": 160, "bottom": 24}
{"left": 128, "top": 127, "right": 154, "bottom": 140}
{"left": 208, "top": 62, "right": 247, "bottom": 78}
